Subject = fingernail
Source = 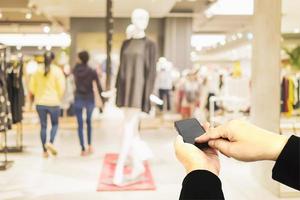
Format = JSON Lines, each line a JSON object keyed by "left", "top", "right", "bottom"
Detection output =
{"left": 208, "top": 140, "right": 214, "bottom": 146}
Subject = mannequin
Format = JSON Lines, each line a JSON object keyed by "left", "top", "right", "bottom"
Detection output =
{"left": 125, "top": 24, "right": 135, "bottom": 39}
{"left": 157, "top": 57, "right": 173, "bottom": 111}
{"left": 114, "top": 9, "right": 157, "bottom": 186}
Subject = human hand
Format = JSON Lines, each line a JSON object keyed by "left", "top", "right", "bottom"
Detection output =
{"left": 174, "top": 135, "right": 220, "bottom": 176}
{"left": 195, "top": 120, "right": 289, "bottom": 162}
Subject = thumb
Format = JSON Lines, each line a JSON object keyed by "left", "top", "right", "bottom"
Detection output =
{"left": 208, "top": 139, "right": 231, "bottom": 157}
{"left": 174, "top": 135, "right": 184, "bottom": 148}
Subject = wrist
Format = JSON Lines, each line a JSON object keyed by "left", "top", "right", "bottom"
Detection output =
{"left": 266, "top": 135, "right": 289, "bottom": 161}
{"left": 186, "top": 163, "right": 219, "bottom": 176}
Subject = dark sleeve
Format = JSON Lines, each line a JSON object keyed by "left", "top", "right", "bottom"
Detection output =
{"left": 142, "top": 40, "right": 157, "bottom": 113}
{"left": 180, "top": 170, "right": 225, "bottom": 200}
{"left": 272, "top": 135, "right": 300, "bottom": 190}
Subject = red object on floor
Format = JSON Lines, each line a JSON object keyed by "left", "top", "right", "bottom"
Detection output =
{"left": 97, "top": 153, "right": 156, "bottom": 191}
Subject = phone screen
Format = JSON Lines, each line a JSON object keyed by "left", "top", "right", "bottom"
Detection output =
{"left": 174, "top": 118, "right": 209, "bottom": 149}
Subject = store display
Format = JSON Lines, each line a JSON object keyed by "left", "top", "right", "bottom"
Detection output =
{"left": 1, "top": 1, "right": 300, "bottom": 199}
{"left": 113, "top": 9, "right": 157, "bottom": 186}
{"left": 156, "top": 57, "right": 173, "bottom": 111}
{"left": 281, "top": 75, "right": 300, "bottom": 116}
{"left": 6, "top": 58, "right": 25, "bottom": 124}
{"left": 0, "top": 44, "right": 14, "bottom": 170}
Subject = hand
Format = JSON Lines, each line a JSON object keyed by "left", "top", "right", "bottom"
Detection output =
{"left": 196, "top": 120, "right": 289, "bottom": 162}
{"left": 174, "top": 135, "right": 220, "bottom": 176}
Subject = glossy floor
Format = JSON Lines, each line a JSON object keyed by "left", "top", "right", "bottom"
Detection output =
{"left": 0, "top": 116, "right": 298, "bottom": 200}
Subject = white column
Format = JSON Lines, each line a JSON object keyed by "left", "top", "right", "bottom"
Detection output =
{"left": 164, "top": 17, "right": 192, "bottom": 70}
{"left": 250, "top": 0, "right": 281, "bottom": 195}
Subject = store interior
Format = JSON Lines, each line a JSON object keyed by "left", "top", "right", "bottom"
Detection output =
{"left": 0, "top": 0, "right": 300, "bottom": 199}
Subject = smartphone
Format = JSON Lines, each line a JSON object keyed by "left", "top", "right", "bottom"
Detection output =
{"left": 174, "top": 118, "right": 209, "bottom": 149}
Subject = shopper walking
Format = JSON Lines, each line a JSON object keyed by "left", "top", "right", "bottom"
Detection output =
{"left": 73, "top": 51, "right": 103, "bottom": 156}
{"left": 174, "top": 120, "right": 300, "bottom": 199}
{"left": 29, "top": 51, "right": 65, "bottom": 158}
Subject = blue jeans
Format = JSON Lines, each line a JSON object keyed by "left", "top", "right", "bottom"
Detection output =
{"left": 36, "top": 105, "right": 60, "bottom": 152}
{"left": 74, "top": 97, "right": 95, "bottom": 151}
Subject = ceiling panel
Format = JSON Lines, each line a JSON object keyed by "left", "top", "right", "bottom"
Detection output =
{"left": 30, "top": 0, "right": 177, "bottom": 17}
{"left": 194, "top": 15, "right": 252, "bottom": 33}
{"left": 0, "top": 0, "right": 29, "bottom": 8}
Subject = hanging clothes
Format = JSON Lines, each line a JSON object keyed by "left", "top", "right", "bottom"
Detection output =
{"left": 0, "top": 70, "right": 12, "bottom": 131}
{"left": 281, "top": 76, "right": 300, "bottom": 116}
{"left": 6, "top": 61, "right": 25, "bottom": 124}
{"left": 293, "top": 78, "right": 300, "bottom": 109}
{"left": 116, "top": 38, "right": 157, "bottom": 113}
{"left": 286, "top": 78, "right": 294, "bottom": 117}
{"left": 281, "top": 77, "right": 289, "bottom": 113}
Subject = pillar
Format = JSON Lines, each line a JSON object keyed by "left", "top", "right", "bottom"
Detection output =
{"left": 250, "top": 0, "right": 281, "bottom": 195}
{"left": 164, "top": 17, "right": 192, "bottom": 70}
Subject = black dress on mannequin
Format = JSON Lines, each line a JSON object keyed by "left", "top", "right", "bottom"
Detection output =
{"left": 0, "top": 69, "right": 12, "bottom": 131}
{"left": 6, "top": 61, "right": 24, "bottom": 124}
{"left": 116, "top": 37, "right": 157, "bottom": 113}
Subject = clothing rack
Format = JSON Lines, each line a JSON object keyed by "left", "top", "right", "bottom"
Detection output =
{"left": 0, "top": 44, "right": 14, "bottom": 170}
{"left": 0, "top": 54, "right": 24, "bottom": 153}
{"left": 0, "top": 130, "right": 13, "bottom": 170}
{"left": 0, "top": 122, "right": 23, "bottom": 153}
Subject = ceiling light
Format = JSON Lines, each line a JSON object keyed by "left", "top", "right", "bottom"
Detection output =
{"left": 191, "top": 34, "right": 226, "bottom": 49}
{"left": 237, "top": 32, "right": 243, "bottom": 39}
{"left": 0, "top": 12, "right": 3, "bottom": 19}
{"left": 293, "top": 28, "right": 300, "bottom": 33}
{"left": 25, "top": 12, "right": 32, "bottom": 20}
{"left": 247, "top": 32, "right": 253, "bottom": 40}
{"left": 196, "top": 46, "right": 202, "bottom": 51}
{"left": 204, "top": 11, "right": 213, "bottom": 19}
{"left": 0, "top": 33, "right": 71, "bottom": 47}
{"left": 46, "top": 45, "right": 52, "bottom": 51}
{"left": 43, "top": 25, "right": 50, "bottom": 33}
{"left": 205, "top": 0, "right": 253, "bottom": 16}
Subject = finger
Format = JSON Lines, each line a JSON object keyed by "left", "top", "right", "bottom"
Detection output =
{"left": 202, "top": 122, "right": 210, "bottom": 131}
{"left": 174, "top": 135, "right": 184, "bottom": 149}
{"left": 203, "top": 147, "right": 218, "bottom": 156}
{"left": 196, "top": 124, "right": 228, "bottom": 143}
{"left": 195, "top": 133, "right": 210, "bottom": 143}
{"left": 208, "top": 139, "right": 231, "bottom": 157}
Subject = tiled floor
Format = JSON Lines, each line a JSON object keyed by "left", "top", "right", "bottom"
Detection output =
{"left": 0, "top": 114, "right": 299, "bottom": 200}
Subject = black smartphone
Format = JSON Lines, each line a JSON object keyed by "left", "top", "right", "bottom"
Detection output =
{"left": 174, "top": 118, "right": 209, "bottom": 149}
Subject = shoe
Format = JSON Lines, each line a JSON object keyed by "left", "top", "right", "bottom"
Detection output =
{"left": 45, "top": 143, "right": 58, "bottom": 156}
{"left": 87, "top": 146, "right": 94, "bottom": 154}
{"left": 43, "top": 151, "right": 49, "bottom": 158}
{"left": 81, "top": 150, "right": 88, "bottom": 157}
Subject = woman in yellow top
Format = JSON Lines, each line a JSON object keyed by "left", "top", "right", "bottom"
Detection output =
{"left": 29, "top": 52, "right": 65, "bottom": 158}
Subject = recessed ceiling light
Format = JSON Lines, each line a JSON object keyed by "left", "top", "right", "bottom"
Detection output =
{"left": 43, "top": 25, "right": 50, "bottom": 33}
{"left": 247, "top": 32, "right": 253, "bottom": 40}
{"left": 204, "top": 11, "right": 213, "bottom": 19}
{"left": 25, "top": 12, "right": 32, "bottom": 20}
{"left": 237, "top": 32, "right": 243, "bottom": 39}
{"left": 46, "top": 45, "right": 52, "bottom": 51}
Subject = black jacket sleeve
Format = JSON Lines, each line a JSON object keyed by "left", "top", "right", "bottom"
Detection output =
{"left": 272, "top": 135, "right": 300, "bottom": 190}
{"left": 180, "top": 170, "right": 225, "bottom": 200}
